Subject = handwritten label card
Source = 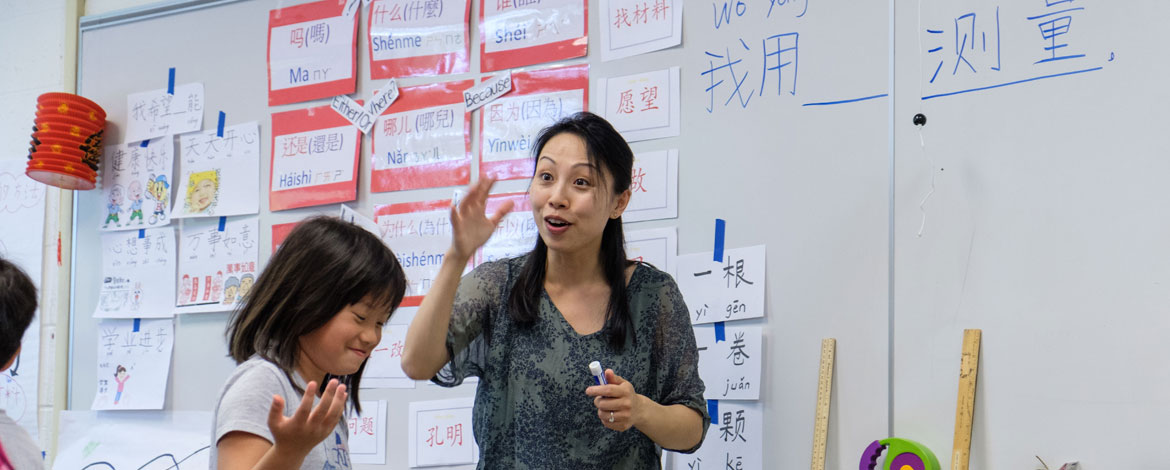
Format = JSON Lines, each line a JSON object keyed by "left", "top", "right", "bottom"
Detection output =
{"left": 175, "top": 122, "right": 261, "bottom": 218}
{"left": 175, "top": 216, "right": 260, "bottom": 314}
{"left": 366, "top": 78, "right": 401, "bottom": 117}
{"left": 409, "top": 397, "right": 479, "bottom": 467}
{"left": 372, "top": 80, "right": 472, "bottom": 192}
{"left": 349, "top": 400, "right": 388, "bottom": 464}
{"left": 464, "top": 71, "right": 512, "bottom": 112}
{"left": 268, "top": 0, "right": 359, "bottom": 105}
{"left": 623, "top": 149, "right": 678, "bottom": 222}
{"left": 100, "top": 138, "right": 175, "bottom": 231}
{"left": 676, "top": 245, "right": 766, "bottom": 325}
{"left": 91, "top": 318, "right": 174, "bottom": 410}
{"left": 368, "top": 0, "right": 471, "bottom": 78}
{"left": 480, "top": 65, "right": 587, "bottom": 181}
{"left": 596, "top": 66, "right": 680, "bottom": 142}
{"left": 481, "top": 0, "right": 587, "bottom": 71}
{"left": 600, "top": 0, "right": 681, "bottom": 61}
{"left": 625, "top": 226, "right": 676, "bottom": 276}
{"left": 96, "top": 227, "right": 176, "bottom": 319}
{"left": 670, "top": 401, "right": 763, "bottom": 470}
{"left": 693, "top": 324, "right": 762, "bottom": 400}
{"left": 270, "top": 104, "right": 361, "bottom": 211}
{"left": 331, "top": 95, "right": 376, "bottom": 134}
{"left": 375, "top": 199, "right": 455, "bottom": 306}
{"left": 125, "top": 83, "right": 204, "bottom": 143}
{"left": 362, "top": 321, "right": 415, "bottom": 389}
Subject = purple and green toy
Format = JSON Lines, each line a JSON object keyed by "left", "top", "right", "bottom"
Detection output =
{"left": 860, "top": 437, "right": 941, "bottom": 470}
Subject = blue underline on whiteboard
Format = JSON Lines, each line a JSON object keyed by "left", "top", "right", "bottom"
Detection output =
{"left": 802, "top": 93, "right": 889, "bottom": 107}
{"left": 922, "top": 66, "right": 1103, "bottom": 100}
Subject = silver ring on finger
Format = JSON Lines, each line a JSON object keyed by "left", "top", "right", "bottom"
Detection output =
{"left": 609, "top": 411, "right": 615, "bottom": 423}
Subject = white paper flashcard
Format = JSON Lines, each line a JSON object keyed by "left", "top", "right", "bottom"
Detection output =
{"left": 669, "top": 401, "right": 763, "bottom": 470}
{"left": 623, "top": 149, "right": 678, "bottom": 222}
{"left": 676, "top": 245, "right": 766, "bottom": 325}
{"left": 375, "top": 199, "right": 466, "bottom": 305}
{"left": 349, "top": 400, "right": 388, "bottom": 464}
{"left": 268, "top": 0, "right": 358, "bottom": 105}
{"left": 408, "top": 397, "right": 479, "bottom": 467}
{"left": 625, "top": 226, "right": 677, "bottom": 277}
{"left": 95, "top": 227, "right": 177, "bottom": 319}
{"left": 340, "top": 204, "right": 383, "bottom": 238}
{"left": 269, "top": 104, "right": 362, "bottom": 211}
{"left": 100, "top": 138, "right": 175, "bottom": 231}
{"left": 174, "top": 122, "right": 261, "bottom": 218}
{"left": 0, "top": 160, "right": 45, "bottom": 441}
{"left": 370, "top": 79, "right": 472, "bottom": 193}
{"left": 480, "top": 0, "right": 586, "bottom": 71}
{"left": 596, "top": 67, "right": 680, "bottom": 142}
{"left": 175, "top": 216, "right": 260, "bottom": 314}
{"left": 125, "top": 83, "right": 205, "bottom": 143}
{"left": 91, "top": 318, "right": 175, "bottom": 410}
{"left": 362, "top": 323, "right": 415, "bottom": 389}
{"left": 478, "top": 192, "right": 537, "bottom": 266}
{"left": 479, "top": 65, "right": 588, "bottom": 180}
{"left": 693, "top": 324, "right": 763, "bottom": 400}
{"left": 55, "top": 411, "right": 212, "bottom": 469}
{"left": 599, "top": 0, "right": 682, "bottom": 61}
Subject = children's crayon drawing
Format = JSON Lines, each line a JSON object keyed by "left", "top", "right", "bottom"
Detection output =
{"left": 175, "top": 216, "right": 259, "bottom": 314}
{"left": 174, "top": 122, "right": 261, "bottom": 218}
{"left": 101, "top": 137, "right": 175, "bottom": 231}
{"left": 95, "top": 227, "right": 176, "bottom": 319}
{"left": 91, "top": 318, "right": 174, "bottom": 410}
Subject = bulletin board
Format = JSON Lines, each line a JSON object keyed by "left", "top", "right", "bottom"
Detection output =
{"left": 70, "top": 0, "right": 893, "bottom": 468}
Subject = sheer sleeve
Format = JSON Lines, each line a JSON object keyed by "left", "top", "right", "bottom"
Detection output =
{"left": 432, "top": 259, "right": 511, "bottom": 387}
{"left": 650, "top": 272, "right": 711, "bottom": 453}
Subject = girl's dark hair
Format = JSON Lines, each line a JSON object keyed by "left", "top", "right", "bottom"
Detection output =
{"left": 227, "top": 216, "right": 407, "bottom": 413}
{"left": 506, "top": 112, "right": 635, "bottom": 349}
{"left": 0, "top": 258, "right": 36, "bottom": 367}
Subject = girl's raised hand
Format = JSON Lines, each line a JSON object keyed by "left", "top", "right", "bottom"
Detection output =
{"left": 266, "top": 379, "right": 348, "bottom": 456}
{"left": 449, "top": 178, "right": 514, "bottom": 259}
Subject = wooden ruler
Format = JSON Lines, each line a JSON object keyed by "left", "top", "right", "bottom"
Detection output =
{"left": 950, "top": 329, "right": 982, "bottom": 470}
{"left": 810, "top": 338, "right": 836, "bottom": 470}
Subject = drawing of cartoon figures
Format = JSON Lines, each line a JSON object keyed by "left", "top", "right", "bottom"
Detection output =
{"left": 103, "top": 184, "right": 124, "bottom": 228}
{"left": 113, "top": 365, "right": 129, "bottom": 405}
{"left": 223, "top": 276, "right": 240, "bottom": 305}
{"left": 131, "top": 282, "right": 142, "bottom": 310}
{"left": 211, "top": 270, "right": 224, "bottom": 302}
{"left": 180, "top": 274, "right": 191, "bottom": 305}
{"left": 146, "top": 174, "right": 170, "bottom": 224}
{"left": 127, "top": 180, "right": 145, "bottom": 225}
{"left": 238, "top": 273, "right": 255, "bottom": 302}
{"left": 185, "top": 169, "right": 220, "bottom": 215}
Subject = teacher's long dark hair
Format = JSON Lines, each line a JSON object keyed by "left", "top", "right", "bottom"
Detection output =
{"left": 504, "top": 112, "right": 635, "bottom": 349}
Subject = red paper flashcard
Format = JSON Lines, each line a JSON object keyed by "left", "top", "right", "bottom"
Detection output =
{"left": 368, "top": 0, "right": 471, "bottom": 78}
{"left": 480, "top": 0, "right": 587, "bottom": 71}
{"left": 271, "top": 221, "right": 301, "bottom": 254}
{"left": 371, "top": 80, "right": 473, "bottom": 193}
{"left": 269, "top": 103, "right": 362, "bottom": 211}
{"left": 374, "top": 199, "right": 455, "bottom": 307}
{"left": 268, "top": 0, "right": 359, "bottom": 106}
{"left": 477, "top": 192, "right": 538, "bottom": 265}
{"left": 479, "top": 64, "right": 588, "bottom": 181}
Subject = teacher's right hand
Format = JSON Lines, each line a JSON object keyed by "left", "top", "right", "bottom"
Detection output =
{"left": 449, "top": 177, "right": 514, "bottom": 259}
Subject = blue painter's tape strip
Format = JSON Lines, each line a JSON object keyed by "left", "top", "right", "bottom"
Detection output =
{"left": 707, "top": 399, "right": 718, "bottom": 420}
{"left": 218, "top": 216, "right": 227, "bottom": 232}
{"left": 138, "top": 229, "right": 145, "bottom": 239}
{"left": 140, "top": 139, "right": 149, "bottom": 148}
{"left": 714, "top": 321, "right": 726, "bottom": 342}
{"left": 714, "top": 218, "right": 726, "bottom": 262}
{"left": 167, "top": 67, "right": 175, "bottom": 94}
{"left": 132, "top": 318, "right": 141, "bottom": 332}
{"left": 217, "top": 111, "right": 226, "bottom": 137}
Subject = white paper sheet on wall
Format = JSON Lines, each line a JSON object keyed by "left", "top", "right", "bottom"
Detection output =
{"left": 95, "top": 227, "right": 177, "bottom": 319}
{"left": 668, "top": 401, "right": 763, "bottom": 470}
{"left": 676, "top": 245, "right": 767, "bottom": 325}
{"left": 173, "top": 122, "right": 261, "bottom": 218}
{"left": 0, "top": 161, "right": 45, "bottom": 442}
{"left": 693, "top": 324, "right": 763, "bottom": 400}
{"left": 174, "top": 216, "right": 260, "bottom": 314}
{"left": 625, "top": 226, "right": 677, "bottom": 277}
{"left": 599, "top": 0, "right": 683, "bottom": 61}
{"left": 596, "top": 67, "right": 681, "bottom": 142}
{"left": 623, "top": 149, "right": 678, "bottom": 223}
{"left": 408, "top": 396, "right": 479, "bottom": 467}
{"left": 125, "top": 83, "right": 205, "bottom": 143}
{"left": 90, "top": 318, "right": 174, "bottom": 410}
{"left": 349, "top": 400, "right": 388, "bottom": 464}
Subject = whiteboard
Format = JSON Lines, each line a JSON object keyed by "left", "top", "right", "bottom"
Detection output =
{"left": 71, "top": 0, "right": 892, "bottom": 468}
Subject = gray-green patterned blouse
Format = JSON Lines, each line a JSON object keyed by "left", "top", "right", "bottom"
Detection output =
{"left": 434, "top": 255, "right": 710, "bottom": 469}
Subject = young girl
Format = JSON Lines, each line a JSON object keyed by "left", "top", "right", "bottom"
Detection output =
{"left": 402, "top": 112, "right": 709, "bottom": 468}
{"left": 212, "top": 216, "right": 407, "bottom": 470}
